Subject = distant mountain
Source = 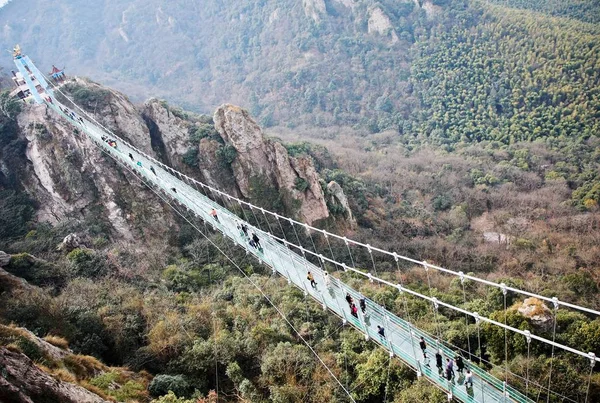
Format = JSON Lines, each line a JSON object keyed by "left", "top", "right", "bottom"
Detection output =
{"left": 0, "top": 0, "right": 598, "bottom": 139}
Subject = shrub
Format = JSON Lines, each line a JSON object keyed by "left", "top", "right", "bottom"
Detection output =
{"left": 148, "top": 374, "right": 191, "bottom": 398}
{"left": 64, "top": 354, "right": 108, "bottom": 380}
{"left": 43, "top": 335, "right": 69, "bottom": 350}
{"left": 151, "top": 391, "right": 196, "bottom": 403}
{"left": 0, "top": 190, "right": 35, "bottom": 241}
{"left": 52, "top": 368, "right": 77, "bottom": 383}
{"left": 432, "top": 194, "right": 452, "bottom": 211}
{"left": 189, "top": 123, "right": 217, "bottom": 143}
{"left": 215, "top": 145, "right": 237, "bottom": 166}
{"left": 294, "top": 177, "right": 309, "bottom": 192}
{"left": 181, "top": 148, "right": 199, "bottom": 167}
{"left": 66, "top": 248, "right": 109, "bottom": 278}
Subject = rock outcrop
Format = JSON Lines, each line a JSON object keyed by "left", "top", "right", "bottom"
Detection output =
{"left": 141, "top": 98, "right": 190, "bottom": 164}
{"left": 213, "top": 104, "right": 329, "bottom": 224}
{"left": 517, "top": 297, "right": 553, "bottom": 330}
{"left": 58, "top": 233, "right": 88, "bottom": 252}
{"left": 303, "top": 0, "right": 327, "bottom": 22}
{"left": 327, "top": 181, "right": 356, "bottom": 227}
{"left": 0, "top": 348, "right": 110, "bottom": 403}
{"left": 367, "top": 7, "right": 399, "bottom": 43}
{"left": 0, "top": 251, "right": 10, "bottom": 267}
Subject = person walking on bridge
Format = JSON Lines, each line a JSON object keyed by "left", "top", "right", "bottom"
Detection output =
{"left": 419, "top": 337, "right": 427, "bottom": 359}
{"left": 307, "top": 271, "right": 317, "bottom": 288}
{"left": 377, "top": 325, "right": 385, "bottom": 339}
{"left": 251, "top": 232, "right": 262, "bottom": 251}
{"left": 210, "top": 208, "right": 219, "bottom": 223}
{"left": 323, "top": 271, "right": 331, "bottom": 289}
{"left": 455, "top": 355, "right": 465, "bottom": 374}
{"left": 446, "top": 358, "right": 455, "bottom": 380}
{"left": 436, "top": 350, "right": 443, "bottom": 375}
{"left": 351, "top": 303, "right": 358, "bottom": 318}
{"left": 150, "top": 166, "right": 156, "bottom": 175}
{"left": 465, "top": 369, "right": 473, "bottom": 388}
{"left": 345, "top": 293, "right": 353, "bottom": 307}
{"left": 359, "top": 298, "right": 366, "bottom": 314}
{"left": 128, "top": 153, "right": 134, "bottom": 161}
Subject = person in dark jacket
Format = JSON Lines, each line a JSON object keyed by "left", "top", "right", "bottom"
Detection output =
{"left": 455, "top": 355, "right": 465, "bottom": 374}
{"left": 419, "top": 337, "right": 427, "bottom": 358}
{"left": 436, "top": 350, "right": 443, "bottom": 375}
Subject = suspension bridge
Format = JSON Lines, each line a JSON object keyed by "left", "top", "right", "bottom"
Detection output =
{"left": 12, "top": 50, "right": 600, "bottom": 403}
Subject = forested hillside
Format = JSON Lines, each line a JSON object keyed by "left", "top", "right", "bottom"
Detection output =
{"left": 1, "top": 0, "right": 600, "bottom": 402}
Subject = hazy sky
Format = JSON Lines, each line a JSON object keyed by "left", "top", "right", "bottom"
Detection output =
{"left": 0, "top": 0, "right": 11, "bottom": 8}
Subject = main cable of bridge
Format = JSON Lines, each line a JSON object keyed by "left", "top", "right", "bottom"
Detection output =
{"left": 42, "top": 69, "right": 600, "bottom": 366}
{"left": 86, "top": 135, "right": 359, "bottom": 402}
{"left": 43, "top": 85, "right": 589, "bottom": 403}
{"left": 51, "top": 78, "right": 600, "bottom": 318}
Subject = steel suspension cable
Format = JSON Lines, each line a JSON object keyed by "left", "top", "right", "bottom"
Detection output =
{"left": 424, "top": 263, "right": 443, "bottom": 347}
{"left": 546, "top": 298, "right": 559, "bottom": 403}
{"left": 143, "top": 176, "right": 357, "bottom": 402}
{"left": 43, "top": 83, "right": 592, "bottom": 402}
{"left": 502, "top": 284, "right": 509, "bottom": 387}
{"left": 585, "top": 353, "right": 596, "bottom": 403}
{"left": 39, "top": 82, "right": 596, "bottom": 400}
{"left": 74, "top": 132, "right": 358, "bottom": 401}
{"left": 460, "top": 273, "right": 473, "bottom": 362}
{"left": 524, "top": 331, "right": 531, "bottom": 400}
{"left": 475, "top": 314, "right": 486, "bottom": 403}
{"left": 47, "top": 77, "right": 600, "bottom": 321}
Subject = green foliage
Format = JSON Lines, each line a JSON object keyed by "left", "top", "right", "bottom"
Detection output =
{"left": 0, "top": 190, "right": 35, "bottom": 243}
{"left": 64, "top": 84, "right": 111, "bottom": 111}
{"left": 66, "top": 248, "right": 110, "bottom": 278}
{"left": 4, "top": 253, "right": 66, "bottom": 288}
{"left": 432, "top": 194, "right": 452, "bottom": 211}
{"left": 162, "top": 263, "right": 226, "bottom": 292}
{"left": 150, "top": 391, "right": 196, "bottom": 403}
{"left": 215, "top": 145, "right": 237, "bottom": 166}
{"left": 148, "top": 374, "right": 191, "bottom": 398}
{"left": 260, "top": 342, "right": 315, "bottom": 386}
{"left": 572, "top": 178, "right": 600, "bottom": 208}
{"left": 16, "top": 336, "right": 47, "bottom": 363}
{"left": 181, "top": 148, "right": 199, "bottom": 167}
{"left": 294, "top": 177, "right": 309, "bottom": 192}
{"left": 412, "top": 3, "right": 600, "bottom": 146}
{"left": 189, "top": 122, "right": 217, "bottom": 144}
{"left": 352, "top": 349, "right": 414, "bottom": 401}
{"left": 487, "top": 0, "right": 600, "bottom": 23}
{"left": 393, "top": 379, "right": 447, "bottom": 402}
{"left": 0, "top": 90, "right": 22, "bottom": 120}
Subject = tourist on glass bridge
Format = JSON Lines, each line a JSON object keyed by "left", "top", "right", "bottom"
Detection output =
{"left": 377, "top": 325, "right": 385, "bottom": 339}
{"left": 251, "top": 232, "right": 262, "bottom": 251}
{"left": 359, "top": 298, "right": 366, "bottom": 314}
{"left": 307, "top": 271, "right": 317, "bottom": 288}
{"left": 419, "top": 337, "right": 427, "bottom": 358}
{"left": 455, "top": 354, "right": 465, "bottom": 374}
{"left": 210, "top": 208, "right": 219, "bottom": 223}
{"left": 436, "top": 350, "right": 443, "bottom": 375}
{"left": 465, "top": 369, "right": 473, "bottom": 388}
{"left": 345, "top": 293, "right": 353, "bottom": 307}
{"left": 323, "top": 271, "right": 331, "bottom": 289}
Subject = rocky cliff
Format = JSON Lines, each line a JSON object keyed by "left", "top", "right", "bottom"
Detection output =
{"left": 4, "top": 78, "right": 351, "bottom": 245}
{"left": 0, "top": 348, "right": 110, "bottom": 403}
{"left": 213, "top": 104, "right": 330, "bottom": 225}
